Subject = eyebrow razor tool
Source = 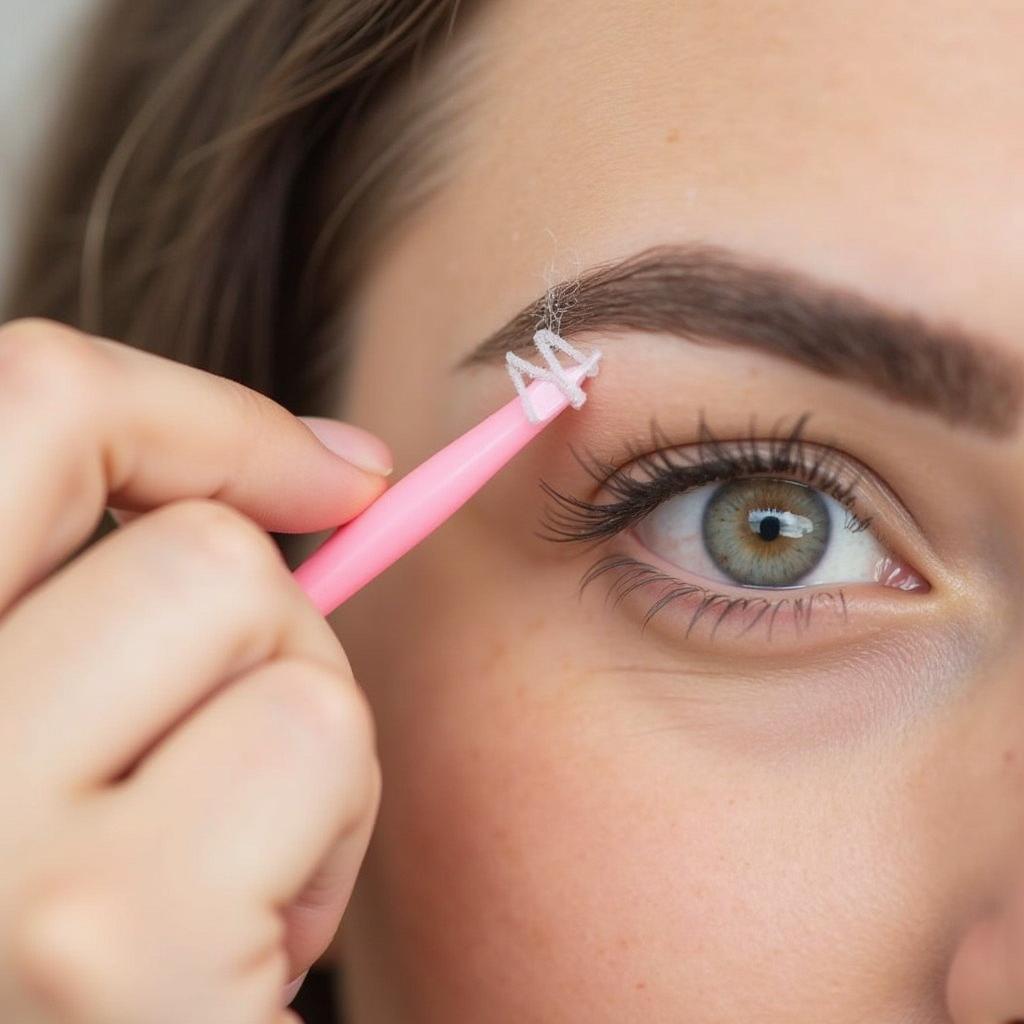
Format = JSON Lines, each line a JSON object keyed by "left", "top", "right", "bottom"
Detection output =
{"left": 293, "top": 331, "right": 601, "bottom": 615}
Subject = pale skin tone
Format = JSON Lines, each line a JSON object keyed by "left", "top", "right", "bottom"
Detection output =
{"left": 0, "top": 322, "right": 391, "bottom": 1024}
{"left": 334, "top": 0, "right": 1024, "bottom": 1021}
{"left": 1, "top": 1, "right": 1023, "bottom": 1023}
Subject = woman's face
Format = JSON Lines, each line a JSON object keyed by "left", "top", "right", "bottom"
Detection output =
{"left": 331, "top": 2, "right": 1024, "bottom": 1019}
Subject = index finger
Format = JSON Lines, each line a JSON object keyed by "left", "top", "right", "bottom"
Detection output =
{"left": 0, "top": 319, "right": 389, "bottom": 604}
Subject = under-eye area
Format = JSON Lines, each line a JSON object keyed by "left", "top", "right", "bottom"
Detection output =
{"left": 539, "top": 413, "right": 930, "bottom": 646}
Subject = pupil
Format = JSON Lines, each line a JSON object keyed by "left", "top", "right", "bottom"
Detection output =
{"left": 758, "top": 515, "right": 782, "bottom": 541}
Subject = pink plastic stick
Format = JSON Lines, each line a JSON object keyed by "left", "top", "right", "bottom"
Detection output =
{"left": 293, "top": 366, "right": 593, "bottom": 615}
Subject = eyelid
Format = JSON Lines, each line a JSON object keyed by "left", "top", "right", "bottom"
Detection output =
{"left": 546, "top": 418, "right": 946, "bottom": 590}
{"left": 537, "top": 419, "right": 960, "bottom": 652}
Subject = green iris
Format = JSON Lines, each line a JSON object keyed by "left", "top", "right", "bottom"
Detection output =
{"left": 701, "top": 479, "right": 831, "bottom": 587}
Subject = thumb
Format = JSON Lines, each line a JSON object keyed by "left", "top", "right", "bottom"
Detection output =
{"left": 298, "top": 417, "right": 393, "bottom": 479}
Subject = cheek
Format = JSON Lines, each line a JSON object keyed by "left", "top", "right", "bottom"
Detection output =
{"left": 364, "top": 651, "right": 735, "bottom": 1013}
{"left": 341, "top": 543, "right": 903, "bottom": 1018}
{"left": 338, "top": 518, "right": 1006, "bottom": 1021}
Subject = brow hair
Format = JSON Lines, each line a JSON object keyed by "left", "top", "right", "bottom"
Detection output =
{"left": 464, "top": 244, "right": 1023, "bottom": 437}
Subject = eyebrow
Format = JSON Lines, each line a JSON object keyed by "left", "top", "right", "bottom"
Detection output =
{"left": 460, "top": 244, "right": 1023, "bottom": 437}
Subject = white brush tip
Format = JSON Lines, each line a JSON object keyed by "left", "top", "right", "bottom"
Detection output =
{"left": 505, "top": 335, "right": 602, "bottom": 423}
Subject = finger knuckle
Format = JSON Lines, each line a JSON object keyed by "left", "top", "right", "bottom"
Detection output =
{"left": 268, "top": 658, "right": 377, "bottom": 756}
{"left": 277, "top": 664, "right": 381, "bottom": 832}
{"left": 9, "top": 880, "right": 127, "bottom": 1016}
{"left": 154, "top": 498, "right": 284, "bottom": 582}
{"left": 0, "top": 319, "right": 104, "bottom": 413}
{"left": 0, "top": 317, "right": 80, "bottom": 349}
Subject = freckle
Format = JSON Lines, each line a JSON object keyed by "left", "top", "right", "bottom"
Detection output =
{"left": 525, "top": 615, "right": 545, "bottom": 635}
{"left": 665, "top": 128, "right": 680, "bottom": 143}
{"left": 1001, "top": 749, "right": 1023, "bottom": 795}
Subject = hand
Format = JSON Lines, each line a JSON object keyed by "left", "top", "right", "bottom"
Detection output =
{"left": 0, "top": 319, "right": 388, "bottom": 1024}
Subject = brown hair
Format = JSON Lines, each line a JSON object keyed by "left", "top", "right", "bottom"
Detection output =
{"left": 4, "top": 0, "right": 474, "bottom": 582}
{"left": 4, "top": 0, "right": 470, "bottom": 416}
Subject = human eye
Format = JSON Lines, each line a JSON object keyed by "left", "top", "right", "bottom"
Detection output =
{"left": 636, "top": 474, "right": 923, "bottom": 591}
{"left": 540, "top": 414, "right": 930, "bottom": 647}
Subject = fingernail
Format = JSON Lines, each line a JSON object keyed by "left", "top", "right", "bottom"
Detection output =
{"left": 282, "top": 969, "right": 309, "bottom": 1007}
{"left": 300, "top": 417, "right": 393, "bottom": 477}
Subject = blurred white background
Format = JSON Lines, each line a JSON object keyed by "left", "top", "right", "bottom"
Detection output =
{"left": 0, "top": 0, "right": 95, "bottom": 293}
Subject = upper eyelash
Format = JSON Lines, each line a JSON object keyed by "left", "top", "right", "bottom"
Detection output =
{"left": 539, "top": 411, "right": 873, "bottom": 545}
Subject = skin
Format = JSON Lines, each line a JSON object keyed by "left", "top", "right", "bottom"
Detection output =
{"left": 2, "top": 2, "right": 1021, "bottom": 1022}
{"left": 329, "top": 1, "right": 1024, "bottom": 1021}
{"left": 0, "top": 321, "right": 390, "bottom": 1024}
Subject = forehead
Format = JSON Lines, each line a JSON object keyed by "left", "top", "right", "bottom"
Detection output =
{"left": 400, "top": 0, "right": 1024, "bottom": 357}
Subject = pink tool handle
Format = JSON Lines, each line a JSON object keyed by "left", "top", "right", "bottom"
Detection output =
{"left": 293, "top": 368, "right": 589, "bottom": 615}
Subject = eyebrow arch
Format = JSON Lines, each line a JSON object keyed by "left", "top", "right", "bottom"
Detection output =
{"left": 460, "top": 243, "right": 1023, "bottom": 437}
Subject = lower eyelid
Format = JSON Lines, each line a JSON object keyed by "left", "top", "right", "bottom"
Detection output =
{"left": 580, "top": 547, "right": 854, "bottom": 646}
{"left": 577, "top": 525, "right": 931, "bottom": 651}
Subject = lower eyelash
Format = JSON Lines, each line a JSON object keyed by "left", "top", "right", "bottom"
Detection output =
{"left": 582, "top": 553, "right": 849, "bottom": 641}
